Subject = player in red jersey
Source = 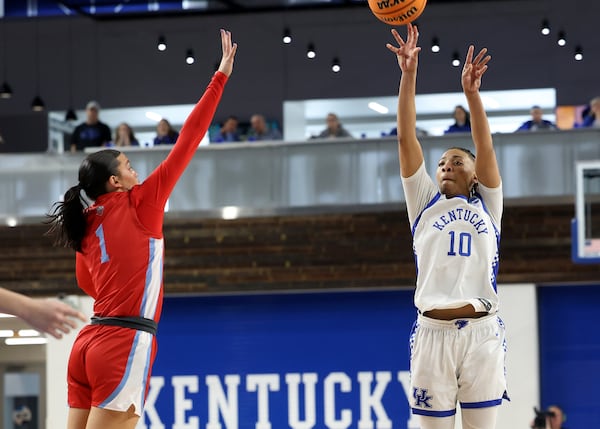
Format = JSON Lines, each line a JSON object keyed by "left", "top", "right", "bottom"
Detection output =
{"left": 46, "top": 29, "right": 237, "bottom": 429}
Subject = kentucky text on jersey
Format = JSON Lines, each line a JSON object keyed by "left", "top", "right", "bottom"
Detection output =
{"left": 431, "top": 206, "right": 489, "bottom": 235}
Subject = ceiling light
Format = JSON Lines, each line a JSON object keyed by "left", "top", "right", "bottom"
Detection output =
{"left": 222, "top": 206, "right": 239, "bottom": 220}
{"left": 331, "top": 57, "right": 341, "bottom": 73}
{"left": 0, "top": 329, "right": 14, "bottom": 337}
{"left": 368, "top": 101, "right": 389, "bottom": 114}
{"left": 31, "top": 95, "right": 45, "bottom": 111}
{"left": 18, "top": 329, "right": 40, "bottom": 337}
{"left": 431, "top": 37, "right": 440, "bottom": 53}
{"left": 0, "top": 23, "right": 12, "bottom": 99}
{"left": 541, "top": 20, "right": 550, "bottom": 36}
{"left": 574, "top": 45, "right": 583, "bottom": 61}
{"left": 185, "top": 49, "right": 195, "bottom": 65}
{"left": 65, "top": 108, "right": 78, "bottom": 122}
{"left": 307, "top": 43, "right": 316, "bottom": 59}
{"left": 5, "top": 337, "right": 48, "bottom": 346}
{"left": 145, "top": 111, "right": 163, "bottom": 122}
{"left": 157, "top": 35, "right": 167, "bottom": 52}
{"left": 451, "top": 51, "right": 460, "bottom": 67}
{"left": 282, "top": 28, "right": 292, "bottom": 44}
{"left": 557, "top": 31, "right": 566, "bottom": 46}
{"left": 0, "top": 81, "right": 12, "bottom": 99}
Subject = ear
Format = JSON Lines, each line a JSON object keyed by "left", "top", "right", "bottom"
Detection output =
{"left": 471, "top": 173, "right": 479, "bottom": 186}
{"left": 107, "top": 174, "right": 123, "bottom": 191}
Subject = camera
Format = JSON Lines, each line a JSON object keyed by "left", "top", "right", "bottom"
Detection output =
{"left": 533, "top": 407, "right": 555, "bottom": 429}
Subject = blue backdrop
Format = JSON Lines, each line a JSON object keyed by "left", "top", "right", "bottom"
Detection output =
{"left": 139, "top": 284, "right": 600, "bottom": 428}
{"left": 142, "top": 289, "right": 417, "bottom": 428}
{"left": 538, "top": 284, "right": 600, "bottom": 428}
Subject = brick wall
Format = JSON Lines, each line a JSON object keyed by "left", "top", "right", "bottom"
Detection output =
{"left": 1, "top": 201, "right": 597, "bottom": 297}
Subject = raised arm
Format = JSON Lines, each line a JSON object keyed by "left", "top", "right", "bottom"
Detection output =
{"left": 386, "top": 23, "right": 424, "bottom": 178}
{"left": 135, "top": 29, "right": 237, "bottom": 234}
{"left": 462, "top": 45, "right": 501, "bottom": 188}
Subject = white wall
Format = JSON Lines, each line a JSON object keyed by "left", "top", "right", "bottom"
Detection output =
{"left": 45, "top": 295, "right": 94, "bottom": 429}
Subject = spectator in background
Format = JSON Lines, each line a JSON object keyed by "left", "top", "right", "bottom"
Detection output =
{"left": 444, "top": 105, "right": 471, "bottom": 134}
{"left": 546, "top": 405, "right": 568, "bottom": 429}
{"left": 247, "top": 114, "right": 282, "bottom": 141}
{"left": 70, "top": 100, "right": 112, "bottom": 152}
{"left": 214, "top": 115, "right": 241, "bottom": 142}
{"left": 111, "top": 122, "right": 140, "bottom": 147}
{"left": 516, "top": 105, "right": 558, "bottom": 132}
{"left": 153, "top": 118, "right": 179, "bottom": 145}
{"left": 576, "top": 96, "right": 600, "bottom": 128}
{"left": 315, "top": 112, "right": 353, "bottom": 139}
{"left": 530, "top": 405, "right": 568, "bottom": 429}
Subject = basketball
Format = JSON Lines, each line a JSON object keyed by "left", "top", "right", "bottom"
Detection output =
{"left": 368, "top": 0, "right": 428, "bottom": 26}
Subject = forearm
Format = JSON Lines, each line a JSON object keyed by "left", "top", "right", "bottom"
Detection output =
{"left": 145, "top": 71, "right": 228, "bottom": 204}
{"left": 465, "top": 90, "right": 492, "bottom": 152}
{"left": 466, "top": 90, "right": 501, "bottom": 187}
{"left": 0, "top": 287, "right": 34, "bottom": 320}
{"left": 397, "top": 71, "right": 424, "bottom": 177}
{"left": 398, "top": 71, "right": 418, "bottom": 140}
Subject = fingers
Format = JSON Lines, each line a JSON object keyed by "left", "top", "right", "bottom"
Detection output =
{"left": 390, "top": 28, "right": 406, "bottom": 47}
{"left": 48, "top": 330, "right": 62, "bottom": 340}
{"left": 407, "top": 22, "right": 419, "bottom": 43}
{"left": 464, "top": 45, "right": 474, "bottom": 66}
{"left": 217, "top": 28, "right": 237, "bottom": 77}
{"left": 465, "top": 46, "right": 491, "bottom": 67}
{"left": 220, "top": 28, "right": 229, "bottom": 53}
{"left": 65, "top": 307, "right": 87, "bottom": 323}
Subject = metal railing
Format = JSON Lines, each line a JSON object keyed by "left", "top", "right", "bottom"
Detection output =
{"left": 0, "top": 128, "right": 598, "bottom": 224}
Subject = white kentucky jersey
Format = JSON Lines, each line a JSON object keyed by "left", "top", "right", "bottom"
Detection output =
{"left": 402, "top": 162, "right": 503, "bottom": 314}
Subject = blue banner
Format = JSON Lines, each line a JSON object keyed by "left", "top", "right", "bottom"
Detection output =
{"left": 538, "top": 284, "right": 600, "bottom": 428}
{"left": 140, "top": 290, "right": 417, "bottom": 429}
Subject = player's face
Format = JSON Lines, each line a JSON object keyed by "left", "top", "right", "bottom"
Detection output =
{"left": 113, "top": 153, "right": 139, "bottom": 191}
{"left": 436, "top": 149, "right": 476, "bottom": 198}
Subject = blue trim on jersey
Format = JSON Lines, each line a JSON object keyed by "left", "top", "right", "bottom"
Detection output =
{"left": 140, "top": 335, "right": 153, "bottom": 406}
{"left": 411, "top": 193, "right": 441, "bottom": 236}
{"left": 460, "top": 398, "right": 503, "bottom": 408}
{"left": 412, "top": 408, "right": 457, "bottom": 417}
{"left": 141, "top": 238, "right": 157, "bottom": 318}
{"left": 408, "top": 317, "right": 419, "bottom": 362}
{"left": 473, "top": 191, "right": 502, "bottom": 294}
{"left": 99, "top": 331, "right": 142, "bottom": 408}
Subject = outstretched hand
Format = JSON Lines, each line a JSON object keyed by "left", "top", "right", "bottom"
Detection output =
{"left": 217, "top": 29, "right": 238, "bottom": 77}
{"left": 461, "top": 45, "right": 491, "bottom": 94}
{"left": 386, "top": 23, "right": 421, "bottom": 73}
{"left": 25, "top": 298, "right": 86, "bottom": 339}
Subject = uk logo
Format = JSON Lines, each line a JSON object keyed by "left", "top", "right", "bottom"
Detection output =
{"left": 413, "top": 388, "right": 433, "bottom": 408}
{"left": 454, "top": 319, "right": 468, "bottom": 329}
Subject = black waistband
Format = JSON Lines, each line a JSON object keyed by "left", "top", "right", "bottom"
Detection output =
{"left": 90, "top": 316, "right": 157, "bottom": 335}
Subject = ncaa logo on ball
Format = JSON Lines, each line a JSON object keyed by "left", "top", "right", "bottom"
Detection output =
{"left": 368, "top": 0, "right": 428, "bottom": 26}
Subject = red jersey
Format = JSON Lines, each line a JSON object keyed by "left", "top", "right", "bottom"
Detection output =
{"left": 75, "top": 71, "right": 228, "bottom": 323}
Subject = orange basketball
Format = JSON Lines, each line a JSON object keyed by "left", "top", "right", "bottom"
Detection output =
{"left": 368, "top": 0, "right": 428, "bottom": 26}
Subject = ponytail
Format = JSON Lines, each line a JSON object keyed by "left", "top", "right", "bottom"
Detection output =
{"left": 46, "top": 149, "right": 121, "bottom": 251}
{"left": 46, "top": 184, "right": 88, "bottom": 251}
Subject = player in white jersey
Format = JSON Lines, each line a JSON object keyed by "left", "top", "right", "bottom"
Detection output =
{"left": 387, "top": 24, "right": 508, "bottom": 429}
